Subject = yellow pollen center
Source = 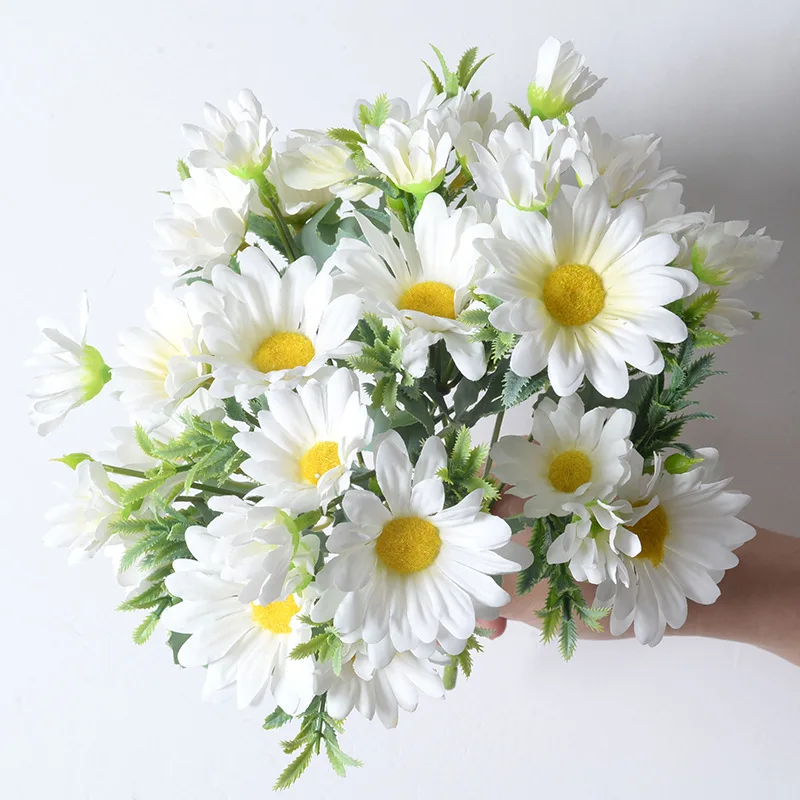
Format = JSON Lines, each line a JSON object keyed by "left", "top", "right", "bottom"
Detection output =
{"left": 543, "top": 263, "right": 606, "bottom": 326}
{"left": 548, "top": 450, "right": 593, "bottom": 493}
{"left": 630, "top": 503, "right": 670, "bottom": 567}
{"left": 398, "top": 281, "right": 456, "bottom": 319}
{"left": 252, "top": 332, "right": 315, "bottom": 374}
{"left": 251, "top": 596, "right": 301, "bottom": 635}
{"left": 299, "top": 441, "right": 341, "bottom": 485}
{"left": 376, "top": 516, "right": 442, "bottom": 574}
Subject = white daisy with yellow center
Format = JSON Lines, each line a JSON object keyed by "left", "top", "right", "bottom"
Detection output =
{"left": 318, "top": 642, "right": 444, "bottom": 729}
{"left": 315, "top": 432, "right": 532, "bottom": 653}
{"left": 193, "top": 245, "right": 362, "bottom": 401}
{"left": 476, "top": 180, "right": 698, "bottom": 398}
{"left": 161, "top": 527, "right": 316, "bottom": 713}
{"left": 116, "top": 288, "right": 208, "bottom": 428}
{"left": 234, "top": 369, "right": 373, "bottom": 513}
{"left": 330, "top": 192, "right": 493, "bottom": 380}
{"left": 491, "top": 395, "right": 635, "bottom": 518}
{"left": 594, "top": 448, "right": 755, "bottom": 646}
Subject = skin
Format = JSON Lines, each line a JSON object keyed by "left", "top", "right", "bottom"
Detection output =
{"left": 485, "top": 492, "right": 800, "bottom": 666}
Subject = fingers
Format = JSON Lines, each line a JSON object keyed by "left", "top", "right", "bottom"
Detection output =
{"left": 476, "top": 616, "right": 507, "bottom": 639}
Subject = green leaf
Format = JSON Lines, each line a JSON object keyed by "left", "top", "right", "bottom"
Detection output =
{"left": 421, "top": 61, "right": 445, "bottom": 95}
{"left": 134, "top": 423, "right": 156, "bottom": 457}
{"left": 263, "top": 706, "right": 294, "bottom": 730}
{"left": 453, "top": 379, "right": 481, "bottom": 416}
{"left": 132, "top": 599, "right": 170, "bottom": 645}
{"left": 167, "top": 631, "right": 189, "bottom": 665}
{"left": 52, "top": 452, "right": 93, "bottom": 470}
{"left": 327, "top": 127, "right": 365, "bottom": 147}
{"left": 176, "top": 159, "right": 191, "bottom": 180}
{"left": 502, "top": 370, "right": 547, "bottom": 408}
{"left": 370, "top": 94, "right": 391, "bottom": 127}
{"left": 509, "top": 103, "right": 531, "bottom": 126}
{"left": 274, "top": 743, "right": 314, "bottom": 791}
{"left": 558, "top": 616, "right": 579, "bottom": 661}
{"left": 693, "top": 328, "right": 730, "bottom": 348}
{"left": 290, "top": 633, "right": 329, "bottom": 660}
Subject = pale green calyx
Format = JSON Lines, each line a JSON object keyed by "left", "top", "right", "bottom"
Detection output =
{"left": 231, "top": 147, "right": 273, "bottom": 182}
{"left": 691, "top": 243, "right": 730, "bottom": 287}
{"left": 403, "top": 170, "right": 446, "bottom": 198}
{"left": 527, "top": 84, "right": 569, "bottom": 121}
{"left": 79, "top": 344, "right": 112, "bottom": 402}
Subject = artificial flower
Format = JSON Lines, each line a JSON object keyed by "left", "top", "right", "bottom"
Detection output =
{"left": 594, "top": 449, "right": 755, "bottom": 646}
{"left": 116, "top": 288, "right": 208, "bottom": 427}
{"left": 315, "top": 432, "right": 531, "bottom": 652}
{"left": 44, "top": 460, "right": 121, "bottom": 564}
{"left": 162, "top": 527, "right": 316, "bottom": 712}
{"left": 193, "top": 245, "right": 361, "bottom": 401}
{"left": 182, "top": 89, "right": 275, "bottom": 176}
{"left": 490, "top": 395, "right": 634, "bottom": 517}
{"left": 361, "top": 117, "right": 452, "bottom": 195}
{"left": 28, "top": 293, "right": 111, "bottom": 436}
{"left": 330, "top": 192, "right": 493, "bottom": 380}
{"left": 471, "top": 117, "right": 575, "bottom": 210}
{"left": 234, "top": 368, "right": 373, "bottom": 513}
{"left": 526, "top": 37, "right": 605, "bottom": 120}
{"left": 154, "top": 167, "right": 252, "bottom": 280}
{"left": 321, "top": 643, "right": 444, "bottom": 728}
{"left": 476, "top": 180, "right": 698, "bottom": 398}
{"left": 571, "top": 117, "right": 681, "bottom": 207}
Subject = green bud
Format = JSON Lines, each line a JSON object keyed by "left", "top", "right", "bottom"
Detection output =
{"left": 664, "top": 453, "right": 704, "bottom": 475}
{"left": 443, "top": 664, "right": 458, "bottom": 691}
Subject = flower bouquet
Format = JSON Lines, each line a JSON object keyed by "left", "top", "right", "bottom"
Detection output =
{"left": 30, "top": 38, "right": 781, "bottom": 789}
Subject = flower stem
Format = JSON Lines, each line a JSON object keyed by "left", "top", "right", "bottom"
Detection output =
{"left": 102, "top": 464, "right": 249, "bottom": 497}
{"left": 253, "top": 174, "right": 300, "bottom": 261}
{"left": 482, "top": 409, "right": 505, "bottom": 478}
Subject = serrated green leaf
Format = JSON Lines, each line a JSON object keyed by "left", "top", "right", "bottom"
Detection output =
{"left": 52, "top": 452, "right": 93, "bottom": 470}
{"left": 177, "top": 159, "right": 191, "bottom": 180}
{"left": 274, "top": 743, "right": 314, "bottom": 791}
{"left": 263, "top": 707, "right": 294, "bottom": 730}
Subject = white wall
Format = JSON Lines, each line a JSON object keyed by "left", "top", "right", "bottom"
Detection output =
{"left": 2, "top": 1, "right": 799, "bottom": 797}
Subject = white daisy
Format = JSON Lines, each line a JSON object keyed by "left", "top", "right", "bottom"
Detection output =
{"left": 44, "top": 461, "right": 121, "bottom": 565}
{"left": 491, "top": 395, "right": 634, "bottom": 517}
{"left": 330, "top": 192, "right": 493, "bottom": 380}
{"left": 266, "top": 138, "right": 336, "bottom": 221}
{"left": 361, "top": 117, "right": 452, "bottom": 195}
{"left": 571, "top": 117, "right": 681, "bottom": 207}
{"left": 320, "top": 643, "right": 444, "bottom": 728}
{"left": 689, "top": 217, "right": 781, "bottom": 288}
{"left": 702, "top": 296, "right": 755, "bottom": 337}
{"left": 193, "top": 245, "right": 362, "bottom": 401}
{"left": 594, "top": 449, "right": 756, "bottom": 646}
{"left": 641, "top": 182, "right": 706, "bottom": 237}
{"left": 161, "top": 527, "right": 316, "bottom": 713}
{"left": 186, "top": 495, "right": 320, "bottom": 607}
{"left": 315, "top": 432, "right": 531, "bottom": 652}
{"left": 527, "top": 37, "right": 605, "bottom": 120}
{"left": 28, "top": 294, "right": 111, "bottom": 436}
{"left": 429, "top": 88, "right": 497, "bottom": 164}
{"left": 155, "top": 167, "right": 253, "bottom": 281}
{"left": 182, "top": 89, "right": 275, "bottom": 176}
{"left": 476, "top": 180, "right": 698, "bottom": 398}
{"left": 546, "top": 495, "right": 641, "bottom": 586}
{"left": 234, "top": 368, "right": 373, "bottom": 513}
{"left": 471, "top": 117, "right": 575, "bottom": 210}
{"left": 116, "top": 288, "right": 208, "bottom": 427}
{"left": 278, "top": 129, "right": 378, "bottom": 204}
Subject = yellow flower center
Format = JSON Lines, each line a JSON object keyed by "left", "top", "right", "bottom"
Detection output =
{"left": 251, "top": 595, "right": 301, "bottom": 634}
{"left": 376, "top": 516, "right": 442, "bottom": 574}
{"left": 630, "top": 503, "right": 670, "bottom": 567}
{"left": 299, "top": 441, "right": 341, "bottom": 485}
{"left": 548, "top": 450, "right": 593, "bottom": 493}
{"left": 542, "top": 263, "right": 606, "bottom": 326}
{"left": 252, "top": 332, "right": 315, "bottom": 374}
{"left": 398, "top": 281, "right": 456, "bottom": 319}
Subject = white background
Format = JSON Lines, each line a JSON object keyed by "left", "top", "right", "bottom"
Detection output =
{"left": 2, "top": 1, "right": 800, "bottom": 798}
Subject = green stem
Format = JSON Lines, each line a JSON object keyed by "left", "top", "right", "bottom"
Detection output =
{"left": 103, "top": 464, "right": 249, "bottom": 497}
{"left": 482, "top": 409, "right": 505, "bottom": 478}
{"left": 253, "top": 174, "right": 299, "bottom": 260}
